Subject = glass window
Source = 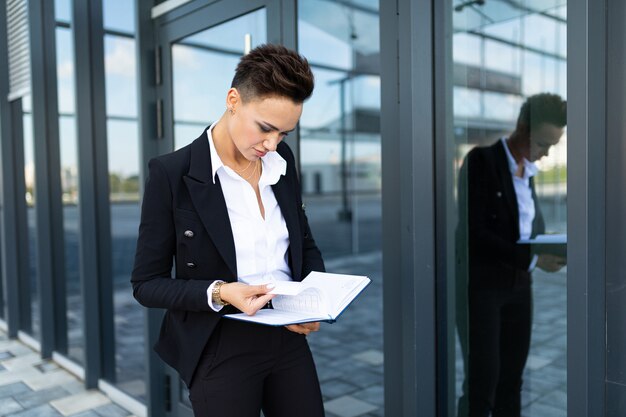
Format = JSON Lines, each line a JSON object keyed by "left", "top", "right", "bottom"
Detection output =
{"left": 22, "top": 95, "right": 40, "bottom": 339}
{"left": 104, "top": 36, "right": 138, "bottom": 117}
{"left": 449, "top": 2, "right": 567, "bottom": 417}
{"left": 298, "top": 1, "right": 383, "bottom": 414}
{"left": 55, "top": 0, "right": 71, "bottom": 23}
{"left": 55, "top": 7, "right": 84, "bottom": 362}
{"left": 171, "top": 10, "right": 267, "bottom": 150}
{"left": 103, "top": 0, "right": 143, "bottom": 401}
{"left": 103, "top": 0, "right": 135, "bottom": 33}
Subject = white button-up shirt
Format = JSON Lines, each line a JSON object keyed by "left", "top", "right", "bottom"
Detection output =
{"left": 502, "top": 138, "right": 539, "bottom": 270}
{"left": 205, "top": 122, "right": 292, "bottom": 311}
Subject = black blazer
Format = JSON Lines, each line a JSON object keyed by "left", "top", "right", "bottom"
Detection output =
{"left": 456, "top": 140, "right": 545, "bottom": 290}
{"left": 131, "top": 129, "right": 325, "bottom": 386}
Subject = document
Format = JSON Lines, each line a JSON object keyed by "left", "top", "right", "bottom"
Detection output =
{"left": 518, "top": 233, "right": 567, "bottom": 257}
{"left": 224, "top": 271, "right": 371, "bottom": 326}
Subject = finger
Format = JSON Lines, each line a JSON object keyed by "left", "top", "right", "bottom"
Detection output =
{"left": 285, "top": 325, "right": 303, "bottom": 334}
{"left": 247, "top": 283, "right": 275, "bottom": 295}
{"left": 244, "top": 293, "right": 275, "bottom": 315}
{"left": 301, "top": 322, "right": 320, "bottom": 332}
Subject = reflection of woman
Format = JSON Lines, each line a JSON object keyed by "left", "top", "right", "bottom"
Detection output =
{"left": 131, "top": 44, "right": 325, "bottom": 417}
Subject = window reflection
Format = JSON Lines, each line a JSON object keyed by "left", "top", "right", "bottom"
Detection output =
{"left": 55, "top": 12, "right": 84, "bottom": 363}
{"left": 298, "top": 1, "right": 383, "bottom": 415}
{"left": 22, "top": 96, "right": 39, "bottom": 339}
{"left": 101, "top": 0, "right": 144, "bottom": 401}
{"left": 450, "top": 2, "right": 568, "bottom": 417}
{"left": 172, "top": 10, "right": 267, "bottom": 150}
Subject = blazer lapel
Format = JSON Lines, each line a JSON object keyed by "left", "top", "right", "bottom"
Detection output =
{"left": 493, "top": 141, "right": 520, "bottom": 228}
{"left": 183, "top": 134, "right": 237, "bottom": 280}
{"left": 272, "top": 176, "right": 303, "bottom": 281}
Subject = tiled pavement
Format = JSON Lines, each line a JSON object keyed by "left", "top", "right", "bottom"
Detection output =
{"left": 0, "top": 335, "right": 135, "bottom": 417}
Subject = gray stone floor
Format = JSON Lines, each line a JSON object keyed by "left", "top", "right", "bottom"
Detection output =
{"left": 0, "top": 332, "right": 136, "bottom": 417}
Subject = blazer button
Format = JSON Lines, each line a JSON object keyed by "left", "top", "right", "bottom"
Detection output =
{"left": 186, "top": 262, "right": 196, "bottom": 269}
{"left": 184, "top": 230, "right": 194, "bottom": 238}
{"left": 496, "top": 191, "right": 502, "bottom": 197}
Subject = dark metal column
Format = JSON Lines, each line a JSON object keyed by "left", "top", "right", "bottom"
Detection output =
{"left": 606, "top": 0, "right": 626, "bottom": 413}
{"left": 72, "top": 0, "right": 115, "bottom": 387}
{"left": 380, "top": 0, "right": 437, "bottom": 416}
{"left": 568, "top": 0, "right": 607, "bottom": 416}
{"left": 136, "top": 1, "right": 167, "bottom": 415}
{"left": 28, "top": 0, "right": 68, "bottom": 357}
{"left": 0, "top": 8, "right": 30, "bottom": 333}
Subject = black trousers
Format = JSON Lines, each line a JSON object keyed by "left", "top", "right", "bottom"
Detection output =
{"left": 464, "top": 286, "right": 532, "bottom": 417}
{"left": 188, "top": 319, "right": 325, "bottom": 417}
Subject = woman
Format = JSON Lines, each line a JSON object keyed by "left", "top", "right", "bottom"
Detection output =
{"left": 131, "top": 44, "right": 325, "bottom": 417}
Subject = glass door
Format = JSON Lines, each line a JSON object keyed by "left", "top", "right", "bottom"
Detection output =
{"left": 154, "top": 1, "right": 279, "bottom": 415}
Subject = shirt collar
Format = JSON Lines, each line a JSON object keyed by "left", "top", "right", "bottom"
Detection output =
{"left": 501, "top": 137, "right": 538, "bottom": 180}
{"left": 206, "top": 122, "right": 224, "bottom": 184}
{"left": 206, "top": 122, "right": 287, "bottom": 185}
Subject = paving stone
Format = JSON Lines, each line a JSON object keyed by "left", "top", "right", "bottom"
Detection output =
{"left": 23, "top": 369, "right": 79, "bottom": 391}
{"left": 324, "top": 395, "right": 378, "bottom": 417}
{"left": 92, "top": 403, "right": 131, "bottom": 417}
{"left": 320, "top": 379, "right": 359, "bottom": 400}
{"left": 0, "top": 398, "right": 24, "bottom": 415}
{"left": 1, "top": 353, "right": 41, "bottom": 372}
{"left": 0, "top": 351, "right": 15, "bottom": 360}
{"left": 14, "top": 386, "right": 71, "bottom": 409}
{"left": 0, "top": 382, "right": 31, "bottom": 399}
{"left": 67, "top": 412, "right": 100, "bottom": 417}
{"left": 0, "top": 368, "right": 41, "bottom": 388}
{"left": 5, "top": 404, "right": 63, "bottom": 417}
{"left": 522, "top": 401, "right": 566, "bottom": 417}
{"left": 50, "top": 391, "right": 111, "bottom": 416}
{"left": 525, "top": 354, "right": 552, "bottom": 371}
{"left": 34, "top": 361, "right": 59, "bottom": 373}
{"left": 351, "top": 350, "right": 384, "bottom": 366}
{"left": 351, "top": 385, "right": 384, "bottom": 408}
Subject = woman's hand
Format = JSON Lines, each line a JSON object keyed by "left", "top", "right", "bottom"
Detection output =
{"left": 285, "top": 322, "right": 320, "bottom": 336}
{"left": 536, "top": 254, "right": 566, "bottom": 273}
{"left": 219, "top": 282, "right": 275, "bottom": 316}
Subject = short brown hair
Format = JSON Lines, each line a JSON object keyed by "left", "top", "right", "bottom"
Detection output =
{"left": 516, "top": 93, "right": 567, "bottom": 132}
{"left": 231, "top": 44, "right": 314, "bottom": 103}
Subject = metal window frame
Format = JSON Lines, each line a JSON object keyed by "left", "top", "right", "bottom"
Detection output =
{"left": 72, "top": 0, "right": 116, "bottom": 388}
{"left": 605, "top": 0, "right": 626, "bottom": 412}
{"left": 0, "top": 3, "right": 29, "bottom": 332}
{"left": 28, "top": 0, "right": 68, "bottom": 358}
{"left": 567, "top": 0, "right": 607, "bottom": 416}
{"left": 380, "top": 0, "right": 437, "bottom": 416}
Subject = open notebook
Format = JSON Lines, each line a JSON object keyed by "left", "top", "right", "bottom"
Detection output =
{"left": 224, "top": 271, "right": 371, "bottom": 326}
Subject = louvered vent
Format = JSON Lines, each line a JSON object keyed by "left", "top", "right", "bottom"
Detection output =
{"left": 6, "top": 0, "right": 31, "bottom": 100}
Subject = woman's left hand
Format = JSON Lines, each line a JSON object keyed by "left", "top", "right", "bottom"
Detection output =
{"left": 285, "top": 322, "right": 320, "bottom": 336}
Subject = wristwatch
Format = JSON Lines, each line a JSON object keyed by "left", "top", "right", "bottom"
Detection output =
{"left": 212, "top": 281, "right": 230, "bottom": 306}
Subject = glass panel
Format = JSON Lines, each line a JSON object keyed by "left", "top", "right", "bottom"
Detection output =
{"left": 22, "top": 95, "right": 40, "bottom": 339}
{"left": 299, "top": 1, "right": 383, "bottom": 415}
{"left": 56, "top": 15, "right": 84, "bottom": 364}
{"left": 449, "top": 2, "right": 568, "bottom": 417}
{"left": 104, "top": 35, "right": 137, "bottom": 117}
{"left": 55, "top": 0, "right": 71, "bottom": 22}
{"left": 103, "top": 0, "right": 135, "bottom": 33}
{"left": 103, "top": 7, "right": 143, "bottom": 400}
{"left": 172, "top": 9, "right": 267, "bottom": 150}
{"left": 104, "top": 27, "right": 143, "bottom": 402}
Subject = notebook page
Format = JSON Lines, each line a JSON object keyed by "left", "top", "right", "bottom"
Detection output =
{"left": 271, "top": 288, "right": 325, "bottom": 315}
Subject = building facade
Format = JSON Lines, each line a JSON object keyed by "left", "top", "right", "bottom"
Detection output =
{"left": 0, "top": 0, "right": 624, "bottom": 416}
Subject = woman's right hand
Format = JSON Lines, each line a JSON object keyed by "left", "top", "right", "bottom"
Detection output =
{"left": 219, "top": 282, "right": 275, "bottom": 316}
